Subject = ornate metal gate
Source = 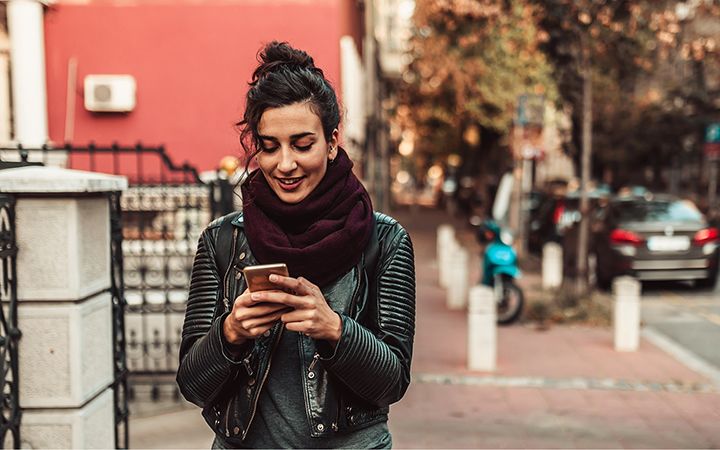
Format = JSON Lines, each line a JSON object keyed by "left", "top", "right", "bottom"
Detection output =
{"left": 0, "top": 144, "right": 234, "bottom": 447}
{"left": 0, "top": 194, "right": 21, "bottom": 449}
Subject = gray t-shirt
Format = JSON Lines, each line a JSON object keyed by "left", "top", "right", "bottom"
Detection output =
{"left": 224, "top": 329, "right": 391, "bottom": 449}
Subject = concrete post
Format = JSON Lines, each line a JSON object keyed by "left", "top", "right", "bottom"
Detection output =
{"left": 446, "top": 246, "right": 469, "bottom": 310}
{"left": 437, "top": 224, "right": 455, "bottom": 288}
{"left": 612, "top": 276, "right": 641, "bottom": 352}
{"left": 0, "top": 32, "right": 11, "bottom": 145}
{"left": 467, "top": 285, "right": 496, "bottom": 371}
{"left": 0, "top": 166, "right": 127, "bottom": 449}
{"left": 542, "top": 242, "right": 563, "bottom": 290}
{"left": 7, "top": 0, "right": 48, "bottom": 147}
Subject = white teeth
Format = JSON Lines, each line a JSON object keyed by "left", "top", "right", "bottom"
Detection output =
{"left": 278, "top": 177, "right": 302, "bottom": 185}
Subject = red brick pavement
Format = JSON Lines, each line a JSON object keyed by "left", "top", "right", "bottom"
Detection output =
{"left": 388, "top": 207, "right": 720, "bottom": 449}
{"left": 129, "top": 207, "right": 720, "bottom": 449}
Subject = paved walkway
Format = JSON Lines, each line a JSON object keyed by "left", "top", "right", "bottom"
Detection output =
{"left": 130, "top": 207, "right": 720, "bottom": 449}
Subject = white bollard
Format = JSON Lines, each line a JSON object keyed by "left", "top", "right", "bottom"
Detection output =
{"left": 437, "top": 224, "right": 455, "bottom": 288}
{"left": 542, "top": 242, "right": 563, "bottom": 290}
{"left": 467, "top": 285, "right": 496, "bottom": 371}
{"left": 612, "top": 276, "right": 641, "bottom": 352}
{"left": 446, "top": 247, "right": 469, "bottom": 310}
{"left": 442, "top": 238, "right": 463, "bottom": 289}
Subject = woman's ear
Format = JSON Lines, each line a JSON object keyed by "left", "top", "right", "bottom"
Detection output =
{"left": 328, "top": 128, "right": 339, "bottom": 159}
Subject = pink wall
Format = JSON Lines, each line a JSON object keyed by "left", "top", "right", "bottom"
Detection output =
{"left": 44, "top": 1, "right": 354, "bottom": 171}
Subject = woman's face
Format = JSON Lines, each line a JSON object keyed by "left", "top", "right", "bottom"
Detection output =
{"left": 256, "top": 102, "right": 338, "bottom": 204}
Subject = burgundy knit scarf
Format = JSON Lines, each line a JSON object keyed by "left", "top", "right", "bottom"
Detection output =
{"left": 240, "top": 147, "right": 374, "bottom": 287}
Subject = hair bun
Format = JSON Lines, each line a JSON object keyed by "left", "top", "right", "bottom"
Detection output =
{"left": 252, "top": 41, "right": 320, "bottom": 83}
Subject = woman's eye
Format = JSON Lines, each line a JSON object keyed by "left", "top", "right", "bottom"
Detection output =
{"left": 293, "top": 143, "right": 312, "bottom": 151}
{"left": 261, "top": 144, "right": 278, "bottom": 152}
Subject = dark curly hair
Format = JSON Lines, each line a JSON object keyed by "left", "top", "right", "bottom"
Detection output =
{"left": 237, "top": 41, "right": 340, "bottom": 162}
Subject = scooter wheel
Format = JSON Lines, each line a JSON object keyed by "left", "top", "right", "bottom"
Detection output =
{"left": 497, "top": 280, "right": 524, "bottom": 325}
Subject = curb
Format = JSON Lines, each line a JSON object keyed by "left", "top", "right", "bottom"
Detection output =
{"left": 413, "top": 372, "right": 718, "bottom": 393}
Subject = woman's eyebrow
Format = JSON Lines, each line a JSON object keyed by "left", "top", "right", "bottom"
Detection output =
{"left": 258, "top": 132, "right": 316, "bottom": 141}
{"left": 290, "top": 132, "right": 316, "bottom": 139}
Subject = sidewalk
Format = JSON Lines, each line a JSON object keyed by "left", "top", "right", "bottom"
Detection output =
{"left": 130, "top": 206, "right": 720, "bottom": 449}
{"left": 389, "top": 207, "right": 720, "bottom": 449}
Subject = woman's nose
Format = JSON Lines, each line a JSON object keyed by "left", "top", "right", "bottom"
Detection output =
{"left": 277, "top": 148, "right": 297, "bottom": 173}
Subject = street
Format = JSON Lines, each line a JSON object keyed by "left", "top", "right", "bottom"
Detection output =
{"left": 641, "top": 279, "right": 720, "bottom": 384}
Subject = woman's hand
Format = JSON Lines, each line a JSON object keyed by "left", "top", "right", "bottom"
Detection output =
{"left": 223, "top": 288, "right": 292, "bottom": 346}
{"left": 250, "top": 275, "right": 342, "bottom": 343}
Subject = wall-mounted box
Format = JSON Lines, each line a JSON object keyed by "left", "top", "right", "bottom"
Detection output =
{"left": 84, "top": 74, "right": 136, "bottom": 112}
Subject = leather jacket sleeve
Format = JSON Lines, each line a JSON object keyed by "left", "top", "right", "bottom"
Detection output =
{"left": 320, "top": 223, "right": 416, "bottom": 407}
{"left": 176, "top": 227, "right": 243, "bottom": 408}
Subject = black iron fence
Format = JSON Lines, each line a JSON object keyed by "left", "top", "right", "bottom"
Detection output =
{"left": 0, "top": 143, "right": 235, "bottom": 447}
{"left": 0, "top": 194, "right": 21, "bottom": 449}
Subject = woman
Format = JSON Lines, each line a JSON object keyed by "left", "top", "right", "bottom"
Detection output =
{"left": 176, "top": 41, "right": 416, "bottom": 449}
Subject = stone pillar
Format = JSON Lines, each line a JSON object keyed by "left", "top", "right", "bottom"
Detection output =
{"left": 437, "top": 224, "right": 455, "bottom": 288}
{"left": 467, "top": 285, "right": 496, "bottom": 371}
{"left": 7, "top": 0, "right": 48, "bottom": 147}
{"left": 446, "top": 246, "right": 469, "bottom": 310}
{"left": 612, "top": 276, "right": 641, "bottom": 352}
{"left": 542, "top": 242, "right": 563, "bottom": 290}
{"left": 0, "top": 166, "right": 127, "bottom": 449}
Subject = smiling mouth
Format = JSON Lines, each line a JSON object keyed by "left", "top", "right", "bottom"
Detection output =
{"left": 276, "top": 176, "right": 305, "bottom": 190}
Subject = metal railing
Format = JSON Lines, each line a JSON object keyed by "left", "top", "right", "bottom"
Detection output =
{"left": 1, "top": 143, "right": 234, "bottom": 446}
{"left": 0, "top": 194, "right": 21, "bottom": 448}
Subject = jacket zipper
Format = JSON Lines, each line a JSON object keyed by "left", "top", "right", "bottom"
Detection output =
{"left": 242, "top": 325, "right": 284, "bottom": 440}
{"left": 221, "top": 227, "right": 239, "bottom": 438}
{"left": 348, "top": 265, "right": 363, "bottom": 318}
{"left": 308, "top": 352, "right": 320, "bottom": 372}
{"left": 221, "top": 228, "right": 239, "bottom": 313}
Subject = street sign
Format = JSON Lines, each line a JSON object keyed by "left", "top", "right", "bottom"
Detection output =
{"left": 515, "top": 94, "right": 544, "bottom": 126}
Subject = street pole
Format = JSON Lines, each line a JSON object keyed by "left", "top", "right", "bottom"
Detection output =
{"left": 363, "top": 0, "right": 377, "bottom": 203}
{"left": 517, "top": 157, "right": 532, "bottom": 258}
{"left": 509, "top": 125, "right": 523, "bottom": 234}
{"left": 709, "top": 159, "right": 718, "bottom": 211}
{"left": 576, "top": 35, "right": 592, "bottom": 296}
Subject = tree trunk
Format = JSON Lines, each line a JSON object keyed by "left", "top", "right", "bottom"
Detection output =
{"left": 576, "top": 39, "right": 592, "bottom": 296}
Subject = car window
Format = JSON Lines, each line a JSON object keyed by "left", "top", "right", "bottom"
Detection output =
{"left": 612, "top": 200, "right": 703, "bottom": 223}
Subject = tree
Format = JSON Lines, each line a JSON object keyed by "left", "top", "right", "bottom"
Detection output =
{"left": 400, "top": 0, "right": 557, "bottom": 180}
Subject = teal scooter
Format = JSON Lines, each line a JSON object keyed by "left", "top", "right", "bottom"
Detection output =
{"left": 477, "top": 220, "right": 525, "bottom": 324}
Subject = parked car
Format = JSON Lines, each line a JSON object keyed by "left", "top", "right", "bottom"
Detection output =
{"left": 590, "top": 195, "right": 720, "bottom": 289}
{"left": 528, "top": 190, "right": 608, "bottom": 254}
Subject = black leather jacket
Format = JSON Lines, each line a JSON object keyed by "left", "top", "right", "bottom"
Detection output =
{"left": 176, "top": 211, "right": 416, "bottom": 445}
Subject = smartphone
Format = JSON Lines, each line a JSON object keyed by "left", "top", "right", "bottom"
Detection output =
{"left": 242, "top": 263, "right": 289, "bottom": 292}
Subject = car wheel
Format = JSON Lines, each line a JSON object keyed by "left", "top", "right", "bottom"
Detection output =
{"left": 696, "top": 269, "right": 719, "bottom": 290}
{"left": 696, "top": 276, "right": 717, "bottom": 290}
{"left": 696, "top": 254, "right": 720, "bottom": 290}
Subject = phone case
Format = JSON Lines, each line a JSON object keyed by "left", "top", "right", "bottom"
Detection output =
{"left": 242, "top": 263, "right": 289, "bottom": 292}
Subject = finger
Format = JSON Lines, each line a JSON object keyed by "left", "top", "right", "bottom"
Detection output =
{"left": 280, "top": 309, "right": 313, "bottom": 324}
{"left": 251, "top": 290, "right": 309, "bottom": 309}
{"left": 250, "top": 302, "right": 293, "bottom": 315}
{"left": 233, "top": 291, "right": 254, "bottom": 308}
{"left": 269, "top": 274, "right": 315, "bottom": 295}
{"left": 241, "top": 310, "right": 286, "bottom": 330}
{"left": 235, "top": 303, "right": 290, "bottom": 321}
{"left": 284, "top": 320, "right": 313, "bottom": 334}
{"left": 246, "top": 322, "right": 275, "bottom": 338}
